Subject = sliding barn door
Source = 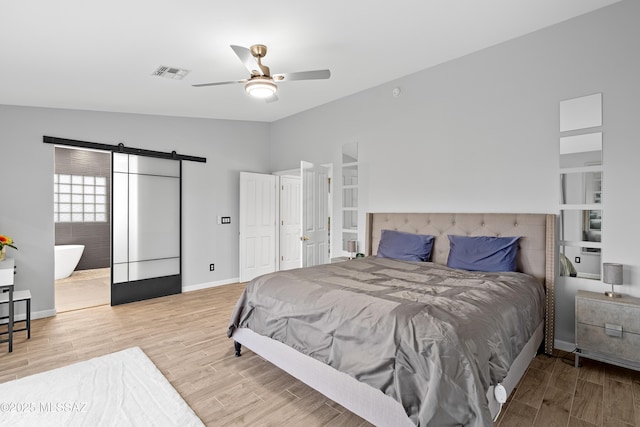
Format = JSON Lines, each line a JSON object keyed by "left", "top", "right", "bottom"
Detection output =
{"left": 111, "top": 153, "right": 181, "bottom": 305}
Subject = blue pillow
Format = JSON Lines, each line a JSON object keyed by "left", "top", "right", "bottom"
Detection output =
{"left": 377, "top": 229, "right": 435, "bottom": 262}
{"left": 447, "top": 235, "right": 520, "bottom": 272}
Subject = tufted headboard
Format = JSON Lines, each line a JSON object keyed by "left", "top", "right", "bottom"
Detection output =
{"left": 365, "top": 212, "right": 557, "bottom": 354}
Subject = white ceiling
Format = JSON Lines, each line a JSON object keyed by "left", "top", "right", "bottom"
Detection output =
{"left": 1, "top": 0, "right": 621, "bottom": 123}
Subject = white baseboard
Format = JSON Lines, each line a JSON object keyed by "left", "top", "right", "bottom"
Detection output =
{"left": 33, "top": 308, "right": 57, "bottom": 320}
{"left": 2, "top": 281, "right": 237, "bottom": 324}
{"left": 554, "top": 339, "right": 576, "bottom": 353}
{"left": 182, "top": 277, "right": 240, "bottom": 293}
{"left": 1, "top": 308, "right": 57, "bottom": 323}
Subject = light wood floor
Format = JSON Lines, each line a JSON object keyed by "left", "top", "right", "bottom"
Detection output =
{"left": 55, "top": 268, "right": 110, "bottom": 312}
{"left": 1, "top": 282, "right": 639, "bottom": 426}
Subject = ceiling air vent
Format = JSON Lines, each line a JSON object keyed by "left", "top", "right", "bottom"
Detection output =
{"left": 152, "top": 65, "right": 190, "bottom": 80}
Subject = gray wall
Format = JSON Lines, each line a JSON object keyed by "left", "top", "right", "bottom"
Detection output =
{"left": 1, "top": 0, "right": 637, "bottom": 347}
{"left": 270, "top": 0, "right": 640, "bottom": 346}
{"left": 0, "top": 106, "right": 270, "bottom": 318}
{"left": 54, "top": 146, "right": 111, "bottom": 270}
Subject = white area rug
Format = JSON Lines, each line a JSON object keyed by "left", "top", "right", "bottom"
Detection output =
{"left": 0, "top": 347, "right": 204, "bottom": 427}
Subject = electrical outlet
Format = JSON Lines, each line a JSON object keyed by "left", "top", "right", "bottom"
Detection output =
{"left": 209, "top": 264, "right": 215, "bottom": 271}
{"left": 575, "top": 256, "right": 581, "bottom": 264}
{"left": 221, "top": 216, "right": 231, "bottom": 224}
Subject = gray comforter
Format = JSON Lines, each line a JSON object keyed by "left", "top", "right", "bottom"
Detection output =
{"left": 228, "top": 257, "right": 544, "bottom": 426}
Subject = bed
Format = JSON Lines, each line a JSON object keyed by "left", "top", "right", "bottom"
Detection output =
{"left": 228, "top": 213, "right": 556, "bottom": 426}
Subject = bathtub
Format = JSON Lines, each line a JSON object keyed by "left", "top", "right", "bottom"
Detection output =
{"left": 54, "top": 245, "right": 85, "bottom": 280}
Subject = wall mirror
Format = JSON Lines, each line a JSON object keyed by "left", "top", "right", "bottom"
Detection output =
{"left": 342, "top": 142, "right": 358, "bottom": 164}
{"left": 559, "top": 93, "right": 603, "bottom": 280}
{"left": 343, "top": 210, "right": 358, "bottom": 230}
{"left": 560, "top": 93, "right": 602, "bottom": 132}
{"left": 559, "top": 133, "right": 602, "bottom": 168}
{"left": 341, "top": 142, "right": 358, "bottom": 254}
{"left": 342, "top": 232, "right": 357, "bottom": 254}
{"left": 560, "top": 170, "right": 602, "bottom": 205}
{"left": 560, "top": 209, "right": 602, "bottom": 244}
{"left": 342, "top": 187, "right": 358, "bottom": 208}
{"left": 560, "top": 207, "right": 602, "bottom": 280}
{"left": 342, "top": 164, "right": 358, "bottom": 186}
{"left": 560, "top": 245, "right": 601, "bottom": 279}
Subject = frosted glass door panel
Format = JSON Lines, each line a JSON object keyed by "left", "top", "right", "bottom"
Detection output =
{"left": 129, "top": 258, "right": 180, "bottom": 281}
{"left": 128, "top": 174, "right": 180, "bottom": 262}
{"left": 112, "top": 172, "right": 129, "bottom": 265}
{"left": 113, "top": 152, "right": 129, "bottom": 173}
{"left": 112, "top": 263, "right": 128, "bottom": 284}
{"left": 129, "top": 155, "right": 180, "bottom": 177}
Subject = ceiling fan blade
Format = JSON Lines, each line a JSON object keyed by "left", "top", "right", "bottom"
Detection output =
{"left": 265, "top": 94, "right": 279, "bottom": 103}
{"left": 192, "top": 79, "right": 247, "bottom": 88}
{"left": 230, "top": 45, "right": 264, "bottom": 76}
{"left": 273, "top": 69, "right": 330, "bottom": 82}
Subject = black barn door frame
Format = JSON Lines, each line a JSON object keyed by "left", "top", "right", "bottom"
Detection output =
{"left": 44, "top": 136, "right": 206, "bottom": 305}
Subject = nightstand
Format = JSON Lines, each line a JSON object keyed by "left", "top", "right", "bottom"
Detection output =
{"left": 575, "top": 290, "right": 640, "bottom": 371}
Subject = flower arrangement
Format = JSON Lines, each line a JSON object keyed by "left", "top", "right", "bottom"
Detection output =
{"left": 0, "top": 235, "right": 17, "bottom": 260}
{"left": 0, "top": 235, "right": 17, "bottom": 250}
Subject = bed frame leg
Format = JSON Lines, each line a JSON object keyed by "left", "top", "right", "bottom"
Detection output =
{"left": 234, "top": 341, "right": 242, "bottom": 357}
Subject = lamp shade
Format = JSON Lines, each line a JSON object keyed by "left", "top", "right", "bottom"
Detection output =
{"left": 603, "top": 263, "right": 623, "bottom": 285}
{"left": 347, "top": 240, "right": 357, "bottom": 253}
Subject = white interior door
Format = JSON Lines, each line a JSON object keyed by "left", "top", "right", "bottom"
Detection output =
{"left": 239, "top": 172, "right": 277, "bottom": 282}
{"left": 279, "top": 175, "right": 301, "bottom": 271}
{"left": 301, "top": 161, "right": 330, "bottom": 267}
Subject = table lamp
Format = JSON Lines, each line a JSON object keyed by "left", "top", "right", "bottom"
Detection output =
{"left": 347, "top": 240, "right": 357, "bottom": 260}
{"left": 603, "top": 262, "right": 623, "bottom": 298}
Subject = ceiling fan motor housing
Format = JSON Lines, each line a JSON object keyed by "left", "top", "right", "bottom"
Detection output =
{"left": 249, "top": 44, "right": 268, "bottom": 58}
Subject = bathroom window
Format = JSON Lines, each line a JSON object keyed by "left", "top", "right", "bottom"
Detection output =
{"left": 54, "top": 174, "right": 108, "bottom": 222}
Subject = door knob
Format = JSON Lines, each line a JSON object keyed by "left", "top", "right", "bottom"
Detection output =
{"left": 300, "top": 236, "right": 310, "bottom": 241}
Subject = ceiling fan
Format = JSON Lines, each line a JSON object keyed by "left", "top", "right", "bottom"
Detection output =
{"left": 193, "top": 44, "right": 331, "bottom": 103}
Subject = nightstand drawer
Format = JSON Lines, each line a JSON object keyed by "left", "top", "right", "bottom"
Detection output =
{"left": 576, "top": 295, "right": 640, "bottom": 334}
{"left": 576, "top": 323, "right": 640, "bottom": 363}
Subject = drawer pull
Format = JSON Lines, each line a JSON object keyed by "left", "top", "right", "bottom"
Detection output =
{"left": 605, "top": 323, "right": 622, "bottom": 338}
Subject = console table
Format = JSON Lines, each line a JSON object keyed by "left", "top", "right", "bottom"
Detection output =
{"left": 0, "top": 258, "right": 14, "bottom": 352}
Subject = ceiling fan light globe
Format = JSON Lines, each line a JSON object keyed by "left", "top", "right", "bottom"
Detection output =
{"left": 245, "top": 79, "right": 277, "bottom": 98}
